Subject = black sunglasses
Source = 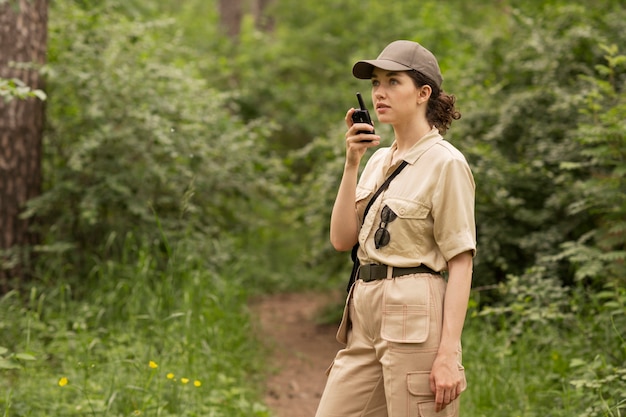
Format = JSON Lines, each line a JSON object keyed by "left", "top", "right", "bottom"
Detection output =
{"left": 374, "top": 205, "right": 397, "bottom": 249}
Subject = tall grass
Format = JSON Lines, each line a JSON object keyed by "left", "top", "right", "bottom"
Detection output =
{"left": 460, "top": 275, "right": 626, "bottom": 417}
{"left": 0, "top": 233, "right": 271, "bottom": 417}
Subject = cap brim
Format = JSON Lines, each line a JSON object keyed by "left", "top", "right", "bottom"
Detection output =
{"left": 352, "top": 59, "right": 413, "bottom": 79}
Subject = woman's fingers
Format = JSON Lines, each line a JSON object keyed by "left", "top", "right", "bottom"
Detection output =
{"left": 435, "top": 385, "right": 465, "bottom": 412}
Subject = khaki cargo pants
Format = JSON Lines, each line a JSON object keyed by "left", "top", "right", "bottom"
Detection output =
{"left": 315, "top": 273, "right": 465, "bottom": 417}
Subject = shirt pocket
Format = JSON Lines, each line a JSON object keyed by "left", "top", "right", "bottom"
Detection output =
{"left": 381, "top": 276, "right": 430, "bottom": 343}
{"left": 383, "top": 198, "right": 432, "bottom": 255}
{"left": 385, "top": 198, "right": 430, "bottom": 220}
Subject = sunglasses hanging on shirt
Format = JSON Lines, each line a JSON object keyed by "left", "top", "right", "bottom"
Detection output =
{"left": 374, "top": 205, "right": 398, "bottom": 249}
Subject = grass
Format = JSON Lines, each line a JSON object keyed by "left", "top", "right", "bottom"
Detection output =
{"left": 1, "top": 231, "right": 624, "bottom": 416}
{"left": 459, "top": 283, "right": 626, "bottom": 417}
{"left": 0, "top": 235, "right": 272, "bottom": 417}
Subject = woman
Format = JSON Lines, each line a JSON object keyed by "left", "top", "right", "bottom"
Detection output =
{"left": 316, "top": 40, "right": 476, "bottom": 417}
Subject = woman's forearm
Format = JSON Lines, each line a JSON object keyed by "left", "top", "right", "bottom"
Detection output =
{"left": 438, "top": 251, "right": 473, "bottom": 356}
{"left": 331, "top": 107, "right": 380, "bottom": 252}
{"left": 329, "top": 163, "right": 360, "bottom": 252}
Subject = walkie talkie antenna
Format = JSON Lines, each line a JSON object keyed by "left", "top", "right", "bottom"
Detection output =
{"left": 356, "top": 92, "right": 367, "bottom": 110}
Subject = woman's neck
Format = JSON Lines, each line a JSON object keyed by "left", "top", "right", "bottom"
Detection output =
{"left": 392, "top": 119, "right": 432, "bottom": 155}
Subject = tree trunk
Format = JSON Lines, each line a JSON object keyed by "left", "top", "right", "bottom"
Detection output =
{"left": 218, "top": 0, "right": 275, "bottom": 39}
{"left": 218, "top": 0, "right": 242, "bottom": 40}
{"left": 0, "top": 0, "right": 48, "bottom": 289}
{"left": 253, "top": 0, "right": 274, "bottom": 31}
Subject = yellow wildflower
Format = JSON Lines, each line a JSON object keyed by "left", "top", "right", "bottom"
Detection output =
{"left": 58, "top": 377, "right": 69, "bottom": 387}
{"left": 194, "top": 380, "right": 202, "bottom": 387}
{"left": 166, "top": 373, "right": 175, "bottom": 379}
{"left": 149, "top": 361, "right": 158, "bottom": 369}
{"left": 181, "top": 378, "right": 189, "bottom": 384}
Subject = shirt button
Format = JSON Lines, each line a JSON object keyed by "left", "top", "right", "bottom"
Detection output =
{"left": 399, "top": 208, "right": 406, "bottom": 215}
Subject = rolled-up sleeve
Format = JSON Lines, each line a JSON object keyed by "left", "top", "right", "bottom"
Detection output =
{"left": 431, "top": 157, "right": 476, "bottom": 261}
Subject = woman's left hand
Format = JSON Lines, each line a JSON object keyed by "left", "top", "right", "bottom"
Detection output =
{"left": 429, "top": 353, "right": 465, "bottom": 412}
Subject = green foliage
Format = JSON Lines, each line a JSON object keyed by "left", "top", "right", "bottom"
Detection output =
{"left": 458, "top": 10, "right": 626, "bottom": 413}
{"left": 556, "top": 43, "right": 626, "bottom": 287}
{"left": 5, "top": 0, "right": 626, "bottom": 415}
{"left": 465, "top": 271, "right": 625, "bottom": 416}
{"left": 479, "top": 267, "right": 573, "bottom": 339}
{"left": 457, "top": 2, "right": 626, "bottom": 288}
{"left": 26, "top": 0, "right": 286, "bottom": 281}
{"left": 0, "top": 344, "right": 36, "bottom": 371}
{"left": 266, "top": 0, "right": 626, "bottom": 293}
{"left": 248, "top": 0, "right": 518, "bottom": 287}
{"left": 229, "top": 0, "right": 509, "bottom": 152}
{"left": 277, "top": 2, "right": 626, "bottom": 414}
{"left": 1, "top": 236, "right": 270, "bottom": 417}
{"left": 0, "top": 77, "right": 46, "bottom": 102}
{"left": 2, "top": 1, "right": 283, "bottom": 413}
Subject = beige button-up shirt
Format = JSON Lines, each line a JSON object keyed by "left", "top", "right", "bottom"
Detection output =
{"left": 355, "top": 128, "right": 476, "bottom": 272}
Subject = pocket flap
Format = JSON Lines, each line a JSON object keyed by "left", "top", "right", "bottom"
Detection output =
{"left": 385, "top": 198, "right": 430, "bottom": 219}
{"left": 407, "top": 371, "right": 433, "bottom": 397}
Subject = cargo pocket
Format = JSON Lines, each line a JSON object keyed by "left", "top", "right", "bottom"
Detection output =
{"left": 407, "top": 370, "right": 464, "bottom": 417}
{"left": 381, "top": 277, "right": 430, "bottom": 343}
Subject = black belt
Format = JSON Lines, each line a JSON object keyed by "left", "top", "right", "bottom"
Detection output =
{"left": 359, "top": 264, "right": 439, "bottom": 282}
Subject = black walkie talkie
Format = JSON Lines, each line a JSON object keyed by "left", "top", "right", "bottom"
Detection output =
{"left": 351, "top": 92, "right": 375, "bottom": 141}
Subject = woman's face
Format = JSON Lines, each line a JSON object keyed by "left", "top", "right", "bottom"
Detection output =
{"left": 370, "top": 67, "right": 427, "bottom": 125}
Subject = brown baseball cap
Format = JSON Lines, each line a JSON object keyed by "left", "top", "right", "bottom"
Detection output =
{"left": 352, "top": 40, "right": 443, "bottom": 88}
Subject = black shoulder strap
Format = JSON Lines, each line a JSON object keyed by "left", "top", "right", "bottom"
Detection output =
{"left": 362, "top": 160, "right": 409, "bottom": 222}
{"left": 350, "top": 160, "right": 409, "bottom": 264}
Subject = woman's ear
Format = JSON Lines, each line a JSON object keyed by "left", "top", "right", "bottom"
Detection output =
{"left": 418, "top": 85, "right": 432, "bottom": 104}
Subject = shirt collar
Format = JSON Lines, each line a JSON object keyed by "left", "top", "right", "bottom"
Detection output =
{"left": 387, "top": 127, "right": 443, "bottom": 166}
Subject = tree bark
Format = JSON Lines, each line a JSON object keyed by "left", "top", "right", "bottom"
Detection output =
{"left": 253, "top": 0, "right": 274, "bottom": 31}
{"left": 218, "top": 0, "right": 275, "bottom": 39}
{"left": 218, "top": 0, "right": 242, "bottom": 40}
{"left": 0, "top": 0, "right": 48, "bottom": 288}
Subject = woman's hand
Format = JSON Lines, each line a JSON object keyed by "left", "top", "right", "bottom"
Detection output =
{"left": 344, "top": 108, "right": 380, "bottom": 167}
{"left": 429, "top": 352, "right": 465, "bottom": 412}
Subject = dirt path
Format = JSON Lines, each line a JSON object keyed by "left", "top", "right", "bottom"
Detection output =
{"left": 250, "top": 291, "right": 344, "bottom": 417}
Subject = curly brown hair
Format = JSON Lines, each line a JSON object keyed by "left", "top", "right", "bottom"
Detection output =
{"left": 407, "top": 70, "right": 461, "bottom": 134}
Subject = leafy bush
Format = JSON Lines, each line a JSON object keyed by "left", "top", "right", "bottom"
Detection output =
{"left": 26, "top": 0, "right": 284, "bottom": 281}
{"left": 556, "top": 43, "right": 626, "bottom": 288}
{"left": 464, "top": 21, "right": 626, "bottom": 415}
{"left": 457, "top": 2, "right": 626, "bottom": 289}
{"left": 466, "top": 269, "right": 625, "bottom": 416}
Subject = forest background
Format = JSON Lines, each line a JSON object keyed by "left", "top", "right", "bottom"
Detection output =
{"left": 0, "top": 0, "right": 625, "bottom": 415}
